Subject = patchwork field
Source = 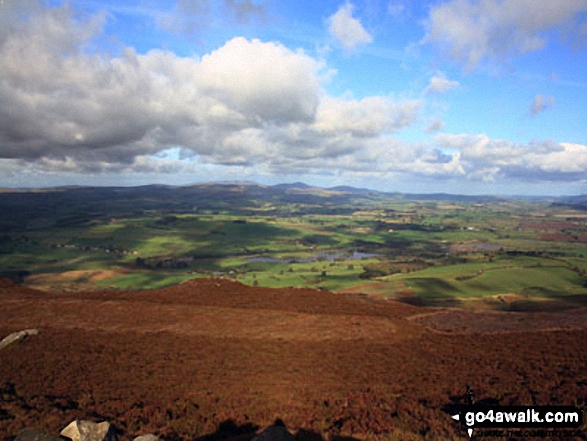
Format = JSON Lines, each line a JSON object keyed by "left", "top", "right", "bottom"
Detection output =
{"left": 0, "top": 184, "right": 586, "bottom": 311}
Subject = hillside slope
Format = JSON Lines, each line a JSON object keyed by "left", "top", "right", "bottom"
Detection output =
{"left": 1, "top": 278, "right": 586, "bottom": 440}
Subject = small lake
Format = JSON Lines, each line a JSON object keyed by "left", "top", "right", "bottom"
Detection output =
{"left": 248, "top": 250, "right": 377, "bottom": 264}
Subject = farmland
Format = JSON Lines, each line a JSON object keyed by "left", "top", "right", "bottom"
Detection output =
{"left": 0, "top": 183, "right": 586, "bottom": 311}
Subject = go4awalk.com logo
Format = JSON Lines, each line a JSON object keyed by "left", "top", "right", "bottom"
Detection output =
{"left": 451, "top": 405, "right": 583, "bottom": 438}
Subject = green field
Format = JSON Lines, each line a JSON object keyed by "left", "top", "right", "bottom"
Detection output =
{"left": 388, "top": 259, "right": 584, "bottom": 297}
{"left": 1, "top": 184, "right": 586, "bottom": 310}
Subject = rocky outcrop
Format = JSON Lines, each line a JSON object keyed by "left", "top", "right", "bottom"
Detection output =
{"left": 60, "top": 420, "right": 116, "bottom": 441}
{"left": 12, "top": 421, "right": 162, "bottom": 441}
{"left": 14, "top": 419, "right": 297, "bottom": 441}
{"left": 0, "top": 329, "right": 39, "bottom": 350}
{"left": 133, "top": 435, "right": 161, "bottom": 441}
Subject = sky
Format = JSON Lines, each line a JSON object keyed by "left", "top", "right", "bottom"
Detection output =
{"left": 1, "top": 0, "right": 587, "bottom": 195}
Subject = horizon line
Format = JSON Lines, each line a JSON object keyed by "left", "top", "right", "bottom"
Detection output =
{"left": 0, "top": 180, "right": 584, "bottom": 199}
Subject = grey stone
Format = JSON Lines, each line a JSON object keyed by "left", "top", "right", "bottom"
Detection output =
{"left": 133, "top": 435, "right": 160, "bottom": 441}
{"left": 15, "top": 428, "right": 62, "bottom": 441}
{"left": 0, "top": 329, "right": 39, "bottom": 350}
{"left": 60, "top": 420, "right": 116, "bottom": 441}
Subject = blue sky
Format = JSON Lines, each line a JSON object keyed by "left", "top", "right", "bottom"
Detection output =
{"left": 1, "top": 0, "right": 586, "bottom": 195}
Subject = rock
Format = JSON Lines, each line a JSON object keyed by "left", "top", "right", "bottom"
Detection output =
{"left": 252, "top": 422, "right": 295, "bottom": 441}
{"left": 60, "top": 420, "right": 116, "bottom": 441}
{"left": 15, "top": 428, "right": 62, "bottom": 441}
{"left": 133, "top": 435, "right": 160, "bottom": 441}
{"left": 0, "top": 329, "right": 39, "bottom": 350}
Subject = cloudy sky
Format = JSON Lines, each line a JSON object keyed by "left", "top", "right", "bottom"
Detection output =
{"left": 1, "top": 0, "right": 587, "bottom": 195}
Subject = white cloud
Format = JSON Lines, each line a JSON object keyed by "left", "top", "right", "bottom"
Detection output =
{"left": 424, "top": 71, "right": 459, "bottom": 94}
{"left": 532, "top": 142, "right": 587, "bottom": 174}
{"left": 313, "top": 95, "right": 421, "bottom": 137}
{"left": 529, "top": 94, "right": 555, "bottom": 116}
{"left": 0, "top": 2, "right": 324, "bottom": 164}
{"left": 328, "top": 3, "right": 373, "bottom": 51}
{"left": 196, "top": 37, "right": 321, "bottom": 123}
{"left": 434, "top": 134, "right": 587, "bottom": 181}
{"left": 0, "top": 2, "right": 423, "bottom": 179}
{"left": 424, "top": 0, "right": 587, "bottom": 69}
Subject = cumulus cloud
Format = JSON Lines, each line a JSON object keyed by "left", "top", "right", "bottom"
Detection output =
{"left": 328, "top": 3, "right": 373, "bottom": 51}
{"left": 529, "top": 94, "right": 555, "bottom": 116}
{"left": 0, "top": 2, "right": 319, "bottom": 161}
{"left": 424, "top": 72, "right": 459, "bottom": 94}
{"left": 313, "top": 96, "right": 421, "bottom": 137}
{"left": 424, "top": 0, "right": 587, "bottom": 69}
{"left": 434, "top": 134, "right": 587, "bottom": 182}
{"left": 0, "top": 1, "right": 423, "bottom": 177}
{"left": 196, "top": 37, "right": 321, "bottom": 123}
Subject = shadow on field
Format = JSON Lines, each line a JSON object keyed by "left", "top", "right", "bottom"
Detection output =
{"left": 395, "top": 278, "right": 463, "bottom": 308}
{"left": 493, "top": 288, "right": 587, "bottom": 312}
{"left": 191, "top": 420, "right": 361, "bottom": 441}
{"left": 540, "top": 292, "right": 587, "bottom": 310}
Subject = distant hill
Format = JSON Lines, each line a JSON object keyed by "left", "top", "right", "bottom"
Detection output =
{"left": 556, "top": 194, "right": 587, "bottom": 203}
{"left": 272, "top": 182, "right": 312, "bottom": 190}
{"left": 551, "top": 194, "right": 587, "bottom": 210}
{"left": 215, "top": 180, "right": 263, "bottom": 186}
{"left": 328, "top": 185, "right": 380, "bottom": 195}
{"left": 1, "top": 182, "right": 583, "bottom": 215}
{"left": 400, "top": 193, "right": 508, "bottom": 203}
